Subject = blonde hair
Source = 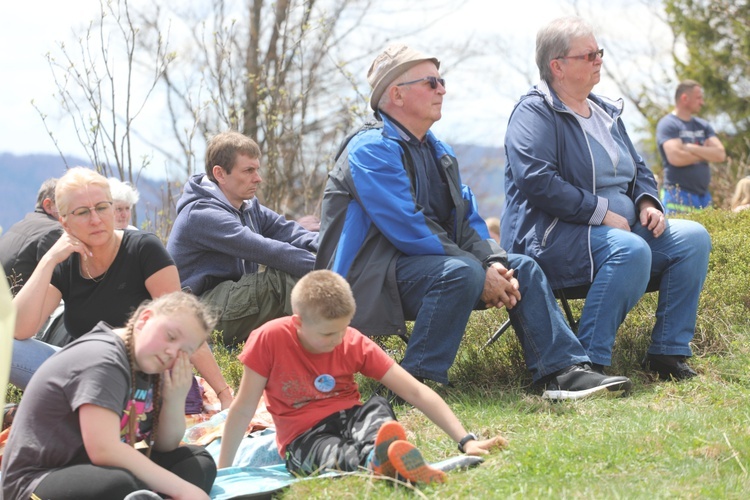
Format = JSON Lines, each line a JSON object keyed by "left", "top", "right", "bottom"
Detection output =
{"left": 731, "top": 178, "right": 750, "bottom": 211}
{"left": 485, "top": 216, "right": 500, "bottom": 235}
{"left": 56, "top": 167, "right": 111, "bottom": 216}
{"left": 122, "top": 292, "right": 217, "bottom": 456}
{"left": 291, "top": 270, "right": 356, "bottom": 322}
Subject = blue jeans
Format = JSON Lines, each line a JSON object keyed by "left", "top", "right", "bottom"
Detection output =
{"left": 10, "top": 338, "right": 61, "bottom": 389}
{"left": 396, "top": 253, "right": 588, "bottom": 384}
{"left": 661, "top": 186, "right": 712, "bottom": 214}
{"left": 579, "top": 219, "right": 711, "bottom": 365}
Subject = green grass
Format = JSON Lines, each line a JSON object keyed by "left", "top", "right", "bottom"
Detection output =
{"left": 278, "top": 209, "right": 750, "bottom": 498}
{"left": 6, "top": 210, "right": 750, "bottom": 497}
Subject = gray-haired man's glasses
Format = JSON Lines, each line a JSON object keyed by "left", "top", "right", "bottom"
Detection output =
{"left": 396, "top": 76, "right": 446, "bottom": 90}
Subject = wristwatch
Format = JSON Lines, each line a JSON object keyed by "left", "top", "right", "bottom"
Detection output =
{"left": 458, "top": 433, "right": 478, "bottom": 453}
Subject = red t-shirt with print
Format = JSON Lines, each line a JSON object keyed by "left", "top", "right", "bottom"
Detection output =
{"left": 238, "top": 316, "right": 395, "bottom": 455}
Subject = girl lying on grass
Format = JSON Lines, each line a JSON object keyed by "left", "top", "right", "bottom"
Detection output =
{"left": 1, "top": 292, "right": 218, "bottom": 500}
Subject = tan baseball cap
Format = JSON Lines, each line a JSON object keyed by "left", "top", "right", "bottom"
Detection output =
{"left": 367, "top": 44, "right": 440, "bottom": 112}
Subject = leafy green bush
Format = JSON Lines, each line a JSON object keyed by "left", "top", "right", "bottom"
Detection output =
{"left": 453, "top": 208, "right": 750, "bottom": 387}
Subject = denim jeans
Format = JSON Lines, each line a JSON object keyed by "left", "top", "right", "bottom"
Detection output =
{"left": 396, "top": 253, "right": 588, "bottom": 384}
{"left": 579, "top": 219, "right": 711, "bottom": 365}
{"left": 661, "top": 186, "right": 712, "bottom": 214}
{"left": 10, "top": 338, "right": 61, "bottom": 389}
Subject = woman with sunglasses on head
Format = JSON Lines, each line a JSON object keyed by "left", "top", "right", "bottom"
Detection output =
{"left": 2, "top": 292, "right": 217, "bottom": 500}
{"left": 9, "top": 167, "right": 233, "bottom": 409}
{"left": 501, "top": 17, "right": 710, "bottom": 381}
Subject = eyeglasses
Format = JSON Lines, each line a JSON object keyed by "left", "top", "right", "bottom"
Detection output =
{"left": 396, "top": 76, "right": 446, "bottom": 90}
{"left": 557, "top": 48, "right": 604, "bottom": 62}
{"left": 64, "top": 201, "right": 114, "bottom": 219}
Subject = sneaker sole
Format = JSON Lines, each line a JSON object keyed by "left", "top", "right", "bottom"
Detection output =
{"left": 388, "top": 440, "right": 446, "bottom": 484}
{"left": 542, "top": 379, "right": 632, "bottom": 401}
{"left": 372, "top": 421, "right": 406, "bottom": 477}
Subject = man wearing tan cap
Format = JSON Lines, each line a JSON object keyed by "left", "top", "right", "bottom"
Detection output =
{"left": 316, "top": 44, "right": 632, "bottom": 401}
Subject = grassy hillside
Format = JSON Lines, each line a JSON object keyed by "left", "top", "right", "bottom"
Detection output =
{"left": 227, "top": 208, "right": 750, "bottom": 498}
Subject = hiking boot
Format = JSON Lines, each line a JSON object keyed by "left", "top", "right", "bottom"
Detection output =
{"left": 387, "top": 440, "right": 446, "bottom": 485}
{"left": 370, "top": 420, "right": 406, "bottom": 478}
{"left": 542, "top": 363, "right": 632, "bottom": 401}
{"left": 641, "top": 354, "right": 697, "bottom": 381}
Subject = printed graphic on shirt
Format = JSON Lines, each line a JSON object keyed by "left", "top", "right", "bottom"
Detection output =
{"left": 119, "top": 374, "right": 154, "bottom": 442}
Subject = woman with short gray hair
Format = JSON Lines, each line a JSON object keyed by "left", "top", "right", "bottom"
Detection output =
{"left": 502, "top": 16, "right": 711, "bottom": 381}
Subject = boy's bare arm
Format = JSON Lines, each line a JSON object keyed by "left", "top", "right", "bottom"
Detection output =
{"left": 218, "top": 366, "right": 267, "bottom": 469}
{"left": 379, "top": 364, "right": 508, "bottom": 455}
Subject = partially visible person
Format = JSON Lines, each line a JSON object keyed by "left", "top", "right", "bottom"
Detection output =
{"left": 108, "top": 177, "right": 140, "bottom": 230}
{"left": 0, "top": 277, "right": 15, "bottom": 414}
{"left": 167, "top": 131, "right": 318, "bottom": 346}
{"left": 296, "top": 214, "right": 321, "bottom": 232}
{"left": 0, "top": 178, "right": 63, "bottom": 294}
{"left": 485, "top": 216, "right": 501, "bottom": 243}
{"left": 219, "top": 270, "right": 507, "bottom": 483}
{"left": 502, "top": 17, "right": 711, "bottom": 380}
{"left": 657, "top": 80, "right": 726, "bottom": 213}
{"left": 9, "top": 167, "right": 233, "bottom": 409}
{"left": 317, "top": 43, "right": 632, "bottom": 400}
{"left": 731, "top": 177, "right": 750, "bottom": 213}
{"left": 1, "top": 292, "right": 217, "bottom": 500}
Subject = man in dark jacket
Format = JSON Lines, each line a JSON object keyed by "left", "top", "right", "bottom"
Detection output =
{"left": 168, "top": 131, "right": 318, "bottom": 345}
{"left": 0, "top": 178, "right": 63, "bottom": 295}
{"left": 316, "top": 44, "right": 632, "bottom": 400}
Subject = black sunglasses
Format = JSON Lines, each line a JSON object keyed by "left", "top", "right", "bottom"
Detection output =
{"left": 396, "top": 76, "right": 446, "bottom": 90}
{"left": 557, "top": 48, "right": 604, "bottom": 62}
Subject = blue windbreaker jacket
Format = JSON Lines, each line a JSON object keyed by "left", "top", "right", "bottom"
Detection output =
{"left": 316, "top": 116, "right": 506, "bottom": 336}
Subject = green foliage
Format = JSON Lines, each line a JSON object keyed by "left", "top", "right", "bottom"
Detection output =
{"left": 208, "top": 330, "right": 246, "bottom": 392}
{"left": 278, "top": 210, "right": 750, "bottom": 497}
{"left": 665, "top": 0, "right": 750, "bottom": 138}
{"left": 663, "top": 0, "right": 750, "bottom": 206}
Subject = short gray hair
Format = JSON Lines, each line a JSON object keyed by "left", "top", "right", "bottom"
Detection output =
{"left": 108, "top": 177, "right": 140, "bottom": 206}
{"left": 536, "top": 16, "right": 595, "bottom": 83}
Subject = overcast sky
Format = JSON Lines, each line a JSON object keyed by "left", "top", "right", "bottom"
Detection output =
{"left": 0, "top": 0, "right": 673, "bottom": 179}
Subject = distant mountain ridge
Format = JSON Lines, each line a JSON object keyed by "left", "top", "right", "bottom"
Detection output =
{"left": 0, "top": 147, "right": 506, "bottom": 233}
{"left": 0, "top": 153, "right": 171, "bottom": 232}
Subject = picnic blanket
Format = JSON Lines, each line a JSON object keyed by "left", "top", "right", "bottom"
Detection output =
{"left": 198, "top": 425, "right": 485, "bottom": 500}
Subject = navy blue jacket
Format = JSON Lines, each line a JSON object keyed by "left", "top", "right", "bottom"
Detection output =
{"left": 501, "top": 81, "right": 661, "bottom": 289}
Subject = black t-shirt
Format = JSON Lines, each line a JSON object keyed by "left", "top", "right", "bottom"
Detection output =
{"left": 50, "top": 231, "right": 174, "bottom": 338}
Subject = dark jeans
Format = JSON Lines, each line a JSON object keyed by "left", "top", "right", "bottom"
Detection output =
{"left": 32, "top": 445, "right": 216, "bottom": 500}
{"left": 284, "top": 395, "right": 396, "bottom": 475}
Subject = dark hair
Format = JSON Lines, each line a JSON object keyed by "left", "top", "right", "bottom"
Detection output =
{"left": 35, "top": 178, "right": 58, "bottom": 211}
{"left": 205, "top": 131, "right": 261, "bottom": 182}
{"left": 675, "top": 80, "right": 701, "bottom": 102}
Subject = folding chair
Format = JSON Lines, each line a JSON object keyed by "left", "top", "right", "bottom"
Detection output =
{"left": 482, "top": 276, "right": 661, "bottom": 349}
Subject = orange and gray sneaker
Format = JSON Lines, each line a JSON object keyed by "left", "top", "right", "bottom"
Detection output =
{"left": 370, "top": 420, "right": 406, "bottom": 477}
{"left": 387, "top": 440, "right": 447, "bottom": 484}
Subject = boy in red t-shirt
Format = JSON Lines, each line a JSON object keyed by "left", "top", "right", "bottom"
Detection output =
{"left": 219, "top": 270, "right": 507, "bottom": 484}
